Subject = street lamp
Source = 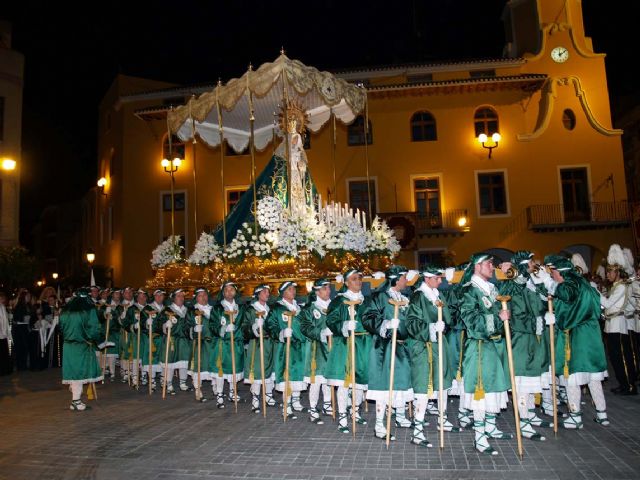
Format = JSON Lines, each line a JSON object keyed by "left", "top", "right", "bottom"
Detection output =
{"left": 161, "top": 156, "right": 182, "bottom": 253}
{"left": 1, "top": 158, "right": 16, "bottom": 171}
{"left": 477, "top": 132, "right": 501, "bottom": 159}
{"left": 86, "top": 249, "right": 96, "bottom": 286}
{"left": 97, "top": 177, "right": 107, "bottom": 195}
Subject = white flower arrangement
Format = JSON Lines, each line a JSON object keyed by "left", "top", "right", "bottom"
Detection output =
{"left": 151, "top": 235, "right": 183, "bottom": 268}
{"left": 188, "top": 232, "right": 223, "bottom": 265}
{"left": 275, "top": 207, "right": 327, "bottom": 258}
{"left": 365, "top": 217, "right": 401, "bottom": 255}
{"left": 257, "top": 196, "right": 283, "bottom": 231}
{"left": 323, "top": 214, "right": 367, "bottom": 255}
{"left": 224, "top": 222, "right": 275, "bottom": 261}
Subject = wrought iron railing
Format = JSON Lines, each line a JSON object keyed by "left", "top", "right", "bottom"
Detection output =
{"left": 526, "top": 201, "right": 630, "bottom": 228}
{"left": 378, "top": 209, "right": 470, "bottom": 232}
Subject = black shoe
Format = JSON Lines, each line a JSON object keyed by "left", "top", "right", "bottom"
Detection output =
{"left": 610, "top": 386, "right": 624, "bottom": 394}
{"left": 621, "top": 387, "right": 638, "bottom": 396}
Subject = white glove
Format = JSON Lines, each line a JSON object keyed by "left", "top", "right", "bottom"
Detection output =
{"left": 283, "top": 327, "right": 293, "bottom": 338}
{"left": 428, "top": 323, "right": 437, "bottom": 343}
{"left": 133, "top": 322, "right": 139, "bottom": 330}
{"left": 146, "top": 318, "right": 153, "bottom": 327}
{"left": 194, "top": 324, "right": 203, "bottom": 333}
{"left": 531, "top": 267, "right": 550, "bottom": 285}
{"left": 544, "top": 311, "right": 556, "bottom": 326}
{"left": 163, "top": 320, "right": 173, "bottom": 330}
{"left": 98, "top": 341, "right": 115, "bottom": 350}
{"left": 225, "top": 323, "right": 236, "bottom": 333}
{"left": 445, "top": 267, "right": 455, "bottom": 282}
{"left": 389, "top": 318, "right": 400, "bottom": 330}
{"left": 434, "top": 320, "right": 445, "bottom": 333}
{"left": 590, "top": 281, "right": 598, "bottom": 290}
{"left": 106, "top": 307, "right": 112, "bottom": 314}
{"left": 346, "top": 320, "right": 356, "bottom": 332}
{"left": 254, "top": 317, "right": 264, "bottom": 328}
{"left": 379, "top": 320, "right": 390, "bottom": 338}
{"left": 320, "top": 327, "right": 333, "bottom": 343}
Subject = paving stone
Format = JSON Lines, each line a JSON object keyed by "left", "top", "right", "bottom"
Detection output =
{"left": 1, "top": 369, "right": 640, "bottom": 479}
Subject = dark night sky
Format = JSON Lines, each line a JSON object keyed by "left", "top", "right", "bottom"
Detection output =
{"left": 1, "top": 1, "right": 637, "bottom": 248}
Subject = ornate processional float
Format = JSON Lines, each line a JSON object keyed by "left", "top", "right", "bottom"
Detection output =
{"left": 146, "top": 54, "right": 401, "bottom": 295}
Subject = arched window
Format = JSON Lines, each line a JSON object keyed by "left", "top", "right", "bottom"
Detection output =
{"left": 347, "top": 115, "right": 373, "bottom": 146}
{"left": 474, "top": 107, "right": 499, "bottom": 137}
{"left": 163, "top": 134, "right": 185, "bottom": 160}
{"left": 562, "top": 109, "right": 576, "bottom": 130}
{"left": 411, "top": 111, "right": 437, "bottom": 141}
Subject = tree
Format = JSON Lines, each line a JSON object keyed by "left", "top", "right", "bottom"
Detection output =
{"left": 0, "top": 246, "right": 38, "bottom": 293}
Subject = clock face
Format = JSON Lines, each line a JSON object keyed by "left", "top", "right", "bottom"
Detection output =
{"left": 551, "top": 46, "right": 569, "bottom": 63}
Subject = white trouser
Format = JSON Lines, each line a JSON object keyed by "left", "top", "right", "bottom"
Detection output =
{"left": 309, "top": 383, "right": 331, "bottom": 408}
{"left": 70, "top": 381, "right": 83, "bottom": 400}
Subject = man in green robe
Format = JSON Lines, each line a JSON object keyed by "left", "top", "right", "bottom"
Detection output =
{"left": 210, "top": 281, "right": 245, "bottom": 408}
{"left": 544, "top": 255, "right": 609, "bottom": 429}
{"left": 96, "top": 289, "right": 121, "bottom": 381}
{"left": 117, "top": 286, "right": 134, "bottom": 383}
{"left": 300, "top": 278, "right": 334, "bottom": 424}
{"left": 186, "top": 288, "right": 216, "bottom": 403}
{"left": 158, "top": 288, "right": 192, "bottom": 395}
{"left": 240, "top": 284, "right": 278, "bottom": 413}
{"left": 406, "top": 266, "right": 461, "bottom": 448}
{"left": 362, "top": 265, "right": 414, "bottom": 442}
{"left": 266, "top": 281, "right": 308, "bottom": 419}
{"left": 325, "top": 269, "right": 372, "bottom": 434}
{"left": 122, "top": 289, "right": 149, "bottom": 388}
{"left": 60, "top": 288, "right": 111, "bottom": 411}
{"left": 498, "top": 251, "right": 553, "bottom": 441}
{"left": 459, "top": 253, "right": 512, "bottom": 456}
{"left": 141, "top": 289, "right": 166, "bottom": 391}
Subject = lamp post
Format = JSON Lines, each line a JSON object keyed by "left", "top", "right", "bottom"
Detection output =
{"left": 478, "top": 132, "right": 501, "bottom": 159}
{"left": 97, "top": 177, "right": 107, "bottom": 196}
{"left": 86, "top": 249, "right": 96, "bottom": 286}
{"left": 1, "top": 158, "right": 19, "bottom": 245}
{"left": 161, "top": 157, "right": 182, "bottom": 254}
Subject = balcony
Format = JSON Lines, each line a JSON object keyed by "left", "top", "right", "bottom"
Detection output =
{"left": 378, "top": 209, "right": 470, "bottom": 247}
{"left": 526, "top": 201, "right": 631, "bottom": 232}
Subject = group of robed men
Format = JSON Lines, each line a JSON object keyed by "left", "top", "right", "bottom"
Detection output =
{"left": 59, "top": 249, "right": 617, "bottom": 456}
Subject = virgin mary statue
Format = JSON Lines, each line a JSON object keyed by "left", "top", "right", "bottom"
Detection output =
{"left": 213, "top": 112, "right": 317, "bottom": 245}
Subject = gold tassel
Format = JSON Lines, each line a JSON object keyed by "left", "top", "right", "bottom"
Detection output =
{"left": 426, "top": 341, "right": 433, "bottom": 395}
{"left": 344, "top": 340, "right": 351, "bottom": 387}
{"left": 534, "top": 392, "right": 542, "bottom": 406}
{"left": 249, "top": 340, "right": 256, "bottom": 382}
{"left": 310, "top": 342, "right": 317, "bottom": 384}
{"left": 217, "top": 339, "right": 223, "bottom": 377}
{"left": 563, "top": 330, "right": 571, "bottom": 379}
{"left": 474, "top": 340, "right": 485, "bottom": 400}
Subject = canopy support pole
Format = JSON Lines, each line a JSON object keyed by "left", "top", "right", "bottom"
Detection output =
{"left": 248, "top": 66, "right": 259, "bottom": 233}
{"left": 331, "top": 110, "right": 337, "bottom": 203}
{"left": 215, "top": 82, "right": 227, "bottom": 249}
{"left": 364, "top": 91, "right": 372, "bottom": 227}
{"left": 190, "top": 96, "right": 198, "bottom": 251}
{"left": 282, "top": 71, "right": 292, "bottom": 213}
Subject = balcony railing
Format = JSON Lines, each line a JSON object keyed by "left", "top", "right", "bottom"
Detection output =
{"left": 378, "top": 209, "right": 470, "bottom": 241}
{"left": 526, "top": 201, "right": 630, "bottom": 232}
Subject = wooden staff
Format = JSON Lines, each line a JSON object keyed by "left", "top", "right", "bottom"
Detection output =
{"left": 148, "top": 312, "right": 155, "bottom": 395}
{"left": 548, "top": 296, "right": 558, "bottom": 436}
{"left": 162, "top": 314, "right": 176, "bottom": 399}
{"left": 496, "top": 295, "right": 523, "bottom": 460}
{"left": 195, "top": 312, "right": 203, "bottom": 401}
{"left": 257, "top": 311, "right": 267, "bottom": 417}
{"left": 436, "top": 299, "right": 445, "bottom": 450}
{"left": 224, "top": 310, "right": 239, "bottom": 413}
{"left": 135, "top": 310, "right": 141, "bottom": 389}
{"left": 101, "top": 311, "right": 111, "bottom": 383}
{"left": 386, "top": 299, "right": 408, "bottom": 448}
{"left": 344, "top": 299, "right": 361, "bottom": 438}
{"left": 282, "top": 310, "right": 295, "bottom": 422}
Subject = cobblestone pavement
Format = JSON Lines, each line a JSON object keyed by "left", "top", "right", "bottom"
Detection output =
{"left": 1, "top": 369, "right": 640, "bottom": 480}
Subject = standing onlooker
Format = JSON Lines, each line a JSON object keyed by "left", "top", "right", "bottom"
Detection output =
{"left": 0, "top": 292, "right": 12, "bottom": 375}
{"left": 12, "top": 289, "right": 35, "bottom": 370}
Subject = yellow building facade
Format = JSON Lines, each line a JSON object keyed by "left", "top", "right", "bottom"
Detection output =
{"left": 92, "top": 0, "right": 632, "bottom": 287}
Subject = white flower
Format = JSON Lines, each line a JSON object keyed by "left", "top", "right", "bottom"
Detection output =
{"left": 151, "top": 235, "right": 182, "bottom": 268}
{"left": 187, "top": 232, "right": 222, "bottom": 265}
